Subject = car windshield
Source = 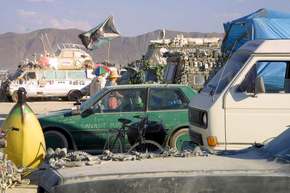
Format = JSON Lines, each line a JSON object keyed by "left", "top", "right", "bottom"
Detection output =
{"left": 80, "top": 87, "right": 108, "bottom": 113}
{"left": 202, "top": 50, "right": 252, "bottom": 97}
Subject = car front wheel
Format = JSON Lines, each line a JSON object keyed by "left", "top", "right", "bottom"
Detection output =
{"left": 67, "top": 90, "right": 82, "bottom": 101}
{"left": 169, "top": 128, "right": 195, "bottom": 151}
{"left": 44, "top": 130, "right": 69, "bottom": 149}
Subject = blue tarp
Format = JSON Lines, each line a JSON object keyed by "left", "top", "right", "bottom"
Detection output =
{"left": 222, "top": 8, "right": 290, "bottom": 56}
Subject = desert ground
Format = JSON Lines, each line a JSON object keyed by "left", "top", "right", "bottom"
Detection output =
{"left": 6, "top": 185, "right": 38, "bottom": 193}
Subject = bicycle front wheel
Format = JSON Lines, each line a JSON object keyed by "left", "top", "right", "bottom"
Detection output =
{"left": 128, "top": 140, "right": 164, "bottom": 154}
{"left": 103, "top": 135, "right": 123, "bottom": 153}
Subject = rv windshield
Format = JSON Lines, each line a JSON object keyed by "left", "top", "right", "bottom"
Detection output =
{"left": 202, "top": 50, "right": 251, "bottom": 96}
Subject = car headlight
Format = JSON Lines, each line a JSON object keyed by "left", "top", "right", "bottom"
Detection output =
{"left": 202, "top": 112, "right": 207, "bottom": 127}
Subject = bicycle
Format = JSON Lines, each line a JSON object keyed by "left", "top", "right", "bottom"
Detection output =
{"left": 103, "top": 118, "right": 131, "bottom": 153}
{"left": 103, "top": 115, "right": 164, "bottom": 154}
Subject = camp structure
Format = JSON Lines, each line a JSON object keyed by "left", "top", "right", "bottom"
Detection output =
{"left": 222, "top": 8, "right": 290, "bottom": 57}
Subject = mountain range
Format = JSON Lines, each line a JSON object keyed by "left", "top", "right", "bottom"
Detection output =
{"left": 0, "top": 28, "right": 223, "bottom": 71}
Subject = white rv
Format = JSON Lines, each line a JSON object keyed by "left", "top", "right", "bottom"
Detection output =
{"left": 7, "top": 69, "right": 92, "bottom": 101}
{"left": 189, "top": 40, "right": 290, "bottom": 150}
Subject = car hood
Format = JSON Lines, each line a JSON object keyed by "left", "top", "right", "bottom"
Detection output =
{"left": 38, "top": 108, "right": 73, "bottom": 120}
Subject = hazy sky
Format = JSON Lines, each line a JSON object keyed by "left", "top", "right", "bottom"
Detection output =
{"left": 1, "top": 0, "right": 290, "bottom": 36}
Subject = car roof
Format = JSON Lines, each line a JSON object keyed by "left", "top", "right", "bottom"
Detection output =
{"left": 106, "top": 84, "right": 188, "bottom": 90}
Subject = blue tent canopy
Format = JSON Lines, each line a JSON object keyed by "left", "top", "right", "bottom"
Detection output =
{"left": 222, "top": 8, "right": 290, "bottom": 56}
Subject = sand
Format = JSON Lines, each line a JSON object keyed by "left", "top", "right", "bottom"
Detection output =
{"left": 6, "top": 185, "right": 37, "bottom": 193}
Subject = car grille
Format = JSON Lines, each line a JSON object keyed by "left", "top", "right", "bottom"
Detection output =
{"left": 189, "top": 129, "right": 203, "bottom": 145}
{"left": 188, "top": 107, "right": 207, "bottom": 129}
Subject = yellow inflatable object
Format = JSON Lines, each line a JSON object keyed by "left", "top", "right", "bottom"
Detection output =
{"left": 2, "top": 89, "right": 46, "bottom": 169}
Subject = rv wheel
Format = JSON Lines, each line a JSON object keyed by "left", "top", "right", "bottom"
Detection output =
{"left": 67, "top": 90, "right": 82, "bottom": 101}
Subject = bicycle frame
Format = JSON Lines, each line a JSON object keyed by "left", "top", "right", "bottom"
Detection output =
{"left": 104, "top": 122, "right": 129, "bottom": 153}
{"left": 104, "top": 116, "right": 164, "bottom": 154}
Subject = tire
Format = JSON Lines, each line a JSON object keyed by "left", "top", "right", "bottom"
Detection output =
{"left": 44, "top": 130, "right": 69, "bottom": 149}
{"left": 103, "top": 135, "right": 123, "bottom": 153}
{"left": 128, "top": 140, "right": 164, "bottom": 154}
{"left": 37, "top": 186, "right": 48, "bottom": 193}
{"left": 67, "top": 90, "right": 82, "bottom": 101}
{"left": 60, "top": 96, "right": 68, "bottom": 101}
{"left": 169, "top": 128, "right": 196, "bottom": 151}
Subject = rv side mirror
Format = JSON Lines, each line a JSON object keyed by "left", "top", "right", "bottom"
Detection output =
{"left": 254, "top": 76, "right": 266, "bottom": 94}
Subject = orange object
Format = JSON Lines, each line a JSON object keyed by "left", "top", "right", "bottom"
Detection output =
{"left": 109, "top": 69, "right": 120, "bottom": 79}
{"left": 207, "top": 136, "right": 218, "bottom": 147}
{"left": 38, "top": 56, "right": 49, "bottom": 67}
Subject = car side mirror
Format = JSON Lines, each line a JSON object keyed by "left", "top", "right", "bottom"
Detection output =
{"left": 81, "top": 108, "right": 94, "bottom": 117}
{"left": 71, "top": 108, "right": 80, "bottom": 115}
{"left": 254, "top": 76, "right": 266, "bottom": 95}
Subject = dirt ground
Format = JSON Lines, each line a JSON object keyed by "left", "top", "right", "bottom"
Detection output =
{"left": 6, "top": 185, "right": 37, "bottom": 193}
{"left": 0, "top": 101, "right": 74, "bottom": 193}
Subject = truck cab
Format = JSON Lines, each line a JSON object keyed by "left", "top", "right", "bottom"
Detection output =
{"left": 8, "top": 69, "right": 92, "bottom": 101}
{"left": 189, "top": 40, "right": 290, "bottom": 150}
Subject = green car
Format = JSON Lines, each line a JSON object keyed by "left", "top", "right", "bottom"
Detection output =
{"left": 38, "top": 84, "right": 197, "bottom": 152}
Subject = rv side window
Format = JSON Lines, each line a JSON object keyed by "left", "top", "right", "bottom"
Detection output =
{"left": 55, "top": 71, "right": 66, "bottom": 80}
{"left": 238, "top": 61, "right": 289, "bottom": 93}
{"left": 43, "top": 71, "right": 55, "bottom": 80}
{"left": 67, "top": 71, "right": 86, "bottom": 79}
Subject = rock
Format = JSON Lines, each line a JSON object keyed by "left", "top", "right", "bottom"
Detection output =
{"left": 46, "top": 148, "right": 55, "bottom": 159}
{"left": 45, "top": 145, "right": 211, "bottom": 170}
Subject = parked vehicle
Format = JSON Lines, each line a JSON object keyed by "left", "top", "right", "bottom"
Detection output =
{"left": 189, "top": 40, "right": 290, "bottom": 150}
{"left": 7, "top": 69, "right": 92, "bottom": 101}
{"left": 38, "top": 84, "right": 197, "bottom": 152}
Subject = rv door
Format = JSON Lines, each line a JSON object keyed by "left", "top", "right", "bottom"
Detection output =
{"left": 224, "top": 57, "right": 290, "bottom": 148}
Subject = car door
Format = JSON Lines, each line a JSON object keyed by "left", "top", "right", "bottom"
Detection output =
{"left": 76, "top": 88, "right": 147, "bottom": 151}
{"left": 224, "top": 59, "right": 290, "bottom": 146}
{"left": 146, "top": 87, "right": 190, "bottom": 138}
